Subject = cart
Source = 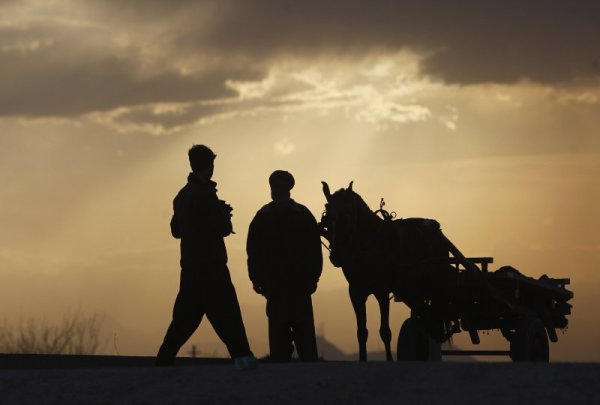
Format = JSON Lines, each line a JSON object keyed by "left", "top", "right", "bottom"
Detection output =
{"left": 395, "top": 236, "right": 573, "bottom": 362}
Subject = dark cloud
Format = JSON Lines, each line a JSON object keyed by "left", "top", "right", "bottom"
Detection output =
{"left": 100, "top": 103, "right": 227, "bottom": 134}
{"left": 0, "top": 19, "right": 259, "bottom": 117}
{"left": 195, "top": 0, "right": 600, "bottom": 84}
{"left": 0, "top": 55, "right": 240, "bottom": 117}
{"left": 99, "top": 96, "right": 314, "bottom": 134}
{"left": 2, "top": 0, "right": 599, "bottom": 120}
{"left": 7, "top": 75, "right": 237, "bottom": 119}
{"left": 101, "top": 0, "right": 600, "bottom": 84}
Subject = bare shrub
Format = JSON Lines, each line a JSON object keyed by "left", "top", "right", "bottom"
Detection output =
{"left": 0, "top": 310, "right": 106, "bottom": 355}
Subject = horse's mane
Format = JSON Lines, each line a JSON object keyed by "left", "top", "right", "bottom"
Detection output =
{"left": 331, "top": 187, "right": 379, "bottom": 223}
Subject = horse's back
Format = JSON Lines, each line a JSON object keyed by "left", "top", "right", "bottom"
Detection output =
{"left": 391, "top": 217, "right": 448, "bottom": 259}
{"left": 394, "top": 217, "right": 440, "bottom": 231}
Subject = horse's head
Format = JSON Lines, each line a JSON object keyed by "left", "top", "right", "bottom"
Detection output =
{"left": 321, "top": 181, "right": 375, "bottom": 267}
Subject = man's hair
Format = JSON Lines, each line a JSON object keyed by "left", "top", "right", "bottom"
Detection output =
{"left": 188, "top": 144, "right": 216, "bottom": 172}
{"left": 269, "top": 170, "right": 295, "bottom": 192}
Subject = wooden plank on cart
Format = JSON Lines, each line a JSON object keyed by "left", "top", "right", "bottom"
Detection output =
{"left": 442, "top": 235, "right": 484, "bottom": 274}
{"left": 448, "top": 257, "right": 494, "bottom": 272}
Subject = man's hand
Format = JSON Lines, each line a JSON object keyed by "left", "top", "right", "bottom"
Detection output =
{"left": 217, "top": 200, "right": 235, "bottom": 235}
{"left": 219, "top": 200, "right": 233, "bottom": 217}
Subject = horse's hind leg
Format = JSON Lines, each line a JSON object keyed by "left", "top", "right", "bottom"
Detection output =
{"left": 349, "top": 288, "right": 368, "bottom": 361}
{"left": 375, "top": 291, "right": 393, "bottom": 361}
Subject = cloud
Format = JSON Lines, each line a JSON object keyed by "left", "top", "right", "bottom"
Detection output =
{"left": 273, "top": 137, "right": 295, "bottom": 156}
{"left": 0, "top": 4, "right": 261, "bottom": 118}
{"left": 1, "top": 0, "right": 599, "bottom": 129}
{"left": 0, "top": 21, "right": 256, "bottom": 117}
{"left": 557, "top": 91, "right": 600, "bottom": 105}
{"left": 106, "top": 0, "right": 600, "bottom": 84}
{"left": 356, "top": 102, "right": 431, "bottom": 127}
{"left": 91, "top": 102, "right": 229, "bottom": 135}
{"left": 88, "top": 58, "right": 434, "bottom": 134}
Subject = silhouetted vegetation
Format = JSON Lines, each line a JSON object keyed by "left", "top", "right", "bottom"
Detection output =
{"left": 0, "top": 310, "right": 106, "bottom": 355}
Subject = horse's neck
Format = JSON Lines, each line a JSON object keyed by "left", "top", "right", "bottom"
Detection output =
{"left": 355, "top": 210, "right": 383, "bottom": 246}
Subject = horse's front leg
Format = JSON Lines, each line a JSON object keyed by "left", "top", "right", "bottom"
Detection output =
{"left": 375, "top": 291, "right": 393, "bottom": 361}
{"left": 349, "top": 288, "right": 368, "bottom": 361}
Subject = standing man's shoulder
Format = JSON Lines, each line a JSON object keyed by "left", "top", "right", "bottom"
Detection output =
{"left": 185, "top": 174, "right": 221, "bottom": 204}
{"left": 249, "top": 202, "right": 275, "bottom": 230}
{"left": 190, "top": 174, "right": 216, "bottom": 194}
{"left": 291, "top": 201, "right": 317, "bottom": 220}
{"left": 257, "top": 201, "right": 276, "bottom": 215}
{"left": 172, "top": 179, "right": 192, "bottom": 208}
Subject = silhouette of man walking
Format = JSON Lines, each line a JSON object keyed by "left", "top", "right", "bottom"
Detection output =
{"left": 156, "top": 145, "right": 256, "bottom": 369}
{"left": 247, "top": 170, "right": 322, "bottom": 362}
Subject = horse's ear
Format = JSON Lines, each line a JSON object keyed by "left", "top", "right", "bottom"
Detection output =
{"left": 322, "top": 181, "right": 331, "bottom": 202}
{"left": 348, "top": 181, "right": 354, "bottom": 191}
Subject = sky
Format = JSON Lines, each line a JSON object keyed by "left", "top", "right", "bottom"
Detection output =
{"left": 1, "top": 0, "right": 599, "bottom": 361}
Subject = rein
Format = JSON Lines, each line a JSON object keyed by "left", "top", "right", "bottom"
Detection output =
{"left": 320, "top": 239, "right": 331, "bottom": 252}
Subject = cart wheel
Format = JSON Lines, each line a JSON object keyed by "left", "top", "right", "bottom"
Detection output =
{"left": 396, "top": 318, "right": 441, "bottom": 361}
{"left": 510, "top": 318, "right": 549, "bottom": 362}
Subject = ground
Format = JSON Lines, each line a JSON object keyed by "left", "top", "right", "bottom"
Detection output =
{"left": 1, "top": 357, "right": 598, "bottom": 404}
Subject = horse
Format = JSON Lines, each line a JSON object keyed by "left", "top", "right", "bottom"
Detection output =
{"left": 319, "top": 181, "right": 454, "bottom": 361}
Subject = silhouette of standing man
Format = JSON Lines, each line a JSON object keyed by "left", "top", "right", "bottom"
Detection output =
{"left": 156, "top": 145, "right": 257, "bottom": 370}
{"left": 247, "top": 170, "right": 322, "bottom": 362}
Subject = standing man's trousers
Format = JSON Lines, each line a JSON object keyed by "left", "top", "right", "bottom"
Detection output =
{"left": 266, "top": 294, "right": 318, "bottom": 362}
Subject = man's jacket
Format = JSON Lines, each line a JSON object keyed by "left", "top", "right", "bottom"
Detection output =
{"left": 247, "top": 199, "right": 323, "bottom": 297}
{"left": 170, "top": 173, "right": 233, "bottom": 269}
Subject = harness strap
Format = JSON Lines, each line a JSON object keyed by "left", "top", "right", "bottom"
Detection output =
{"left": 320, "top": 239, "right": 331, "bottom": 252}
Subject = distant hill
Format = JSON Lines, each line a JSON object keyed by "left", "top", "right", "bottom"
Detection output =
{"left": 316, "top": 335, "right": 395, "bottom": 361}
{"left": 316, "top": 335, "right": 350, "bottom": 360}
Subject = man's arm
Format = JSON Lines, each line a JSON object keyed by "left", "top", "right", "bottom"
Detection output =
{"left": 170, "top": 213, "right": 181, "bottom": 239}
{"left": 206, "top": 198, "right": 234, "bottom": 237}
{"left": 302, "top": 207, "right": 324, "bottom": 292}
{"left": 246, "top": 214, "right": 269, "bottom": 295}
{"left": 170, "top": 191, "right": 183, "bottom": 239}
{"left": 181, "top": 186, "right": 232, "bottom": 238}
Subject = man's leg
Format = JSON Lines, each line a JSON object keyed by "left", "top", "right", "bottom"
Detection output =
{"left": 292, "top": 321, "right": 318, "bottom": 361}
{"left": 291, "top": 295, "right": 318, "bottom": 362}
{"left": 266, "top": 296, "right": 294, "bottom": 362}
{"left": 156, "top": 270, "right": 204, "bottom": 366}
{"left": 205, "top": 269, "right": 253, "bottom": 359}
{"left": 268, "top": 315, "right": 294, "bottom": 362}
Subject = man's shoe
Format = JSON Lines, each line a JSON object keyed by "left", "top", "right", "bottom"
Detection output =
{"left": 234, "top": 355, "right": 258, "bottom": 370}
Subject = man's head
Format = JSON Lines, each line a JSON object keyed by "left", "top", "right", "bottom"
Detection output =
{"left": 269, "top": 170, "right": 295, "bottom": 201}
{"left": 188, "top": 144, "right": 216, "bottom": 179}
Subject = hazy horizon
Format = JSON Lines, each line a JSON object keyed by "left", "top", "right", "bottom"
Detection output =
{"left": 1, "top": 1, "right": 598, "bottom": 361}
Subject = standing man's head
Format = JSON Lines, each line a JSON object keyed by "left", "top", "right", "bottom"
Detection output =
{"left": 189, "top": 144, "right": 216, "bottom": 179}
{"left": 269, "top": 170, "right": 295, "bottom": 201}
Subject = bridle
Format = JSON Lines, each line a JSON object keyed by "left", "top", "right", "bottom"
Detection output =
{"left": 322, "top": 190, "right": 361, "bottom": 266}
